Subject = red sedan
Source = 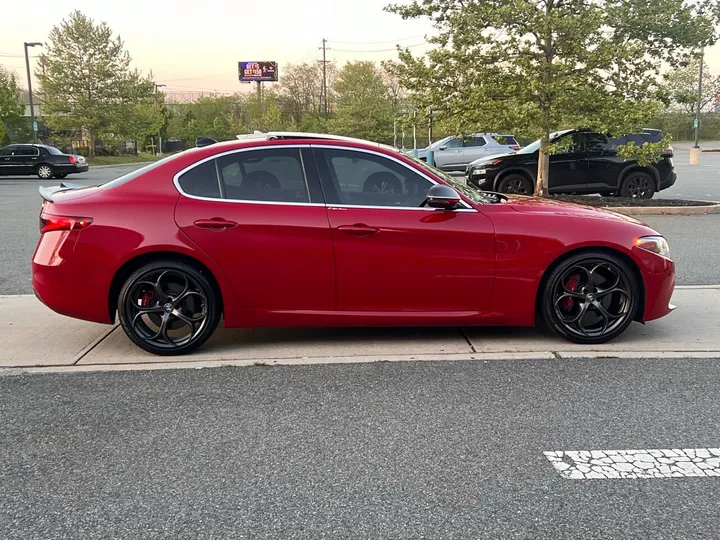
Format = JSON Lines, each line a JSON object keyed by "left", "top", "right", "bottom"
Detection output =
{"left": 32, "top": 133, "right": 675, "bottom": 355}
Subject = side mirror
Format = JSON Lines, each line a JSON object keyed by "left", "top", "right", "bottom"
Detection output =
{"left": 439, "top": 145, "right": 448, "bottom": 151}
{"left": 425, "top": 184, "right": 461, "bottom": 210}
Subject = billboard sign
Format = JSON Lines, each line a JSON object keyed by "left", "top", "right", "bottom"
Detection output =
{"left": 238, "top": 61, "right": 278, "bottom": 82}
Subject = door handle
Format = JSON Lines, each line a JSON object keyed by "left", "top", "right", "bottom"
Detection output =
{"left": 337, "top": 224, "right": 379, "bottom": 236}
{"left": 193, "top": 218, "right": 237, "bottom": 230}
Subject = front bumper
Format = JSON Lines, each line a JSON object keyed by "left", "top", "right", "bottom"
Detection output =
{"left": 633, "top": 246, "right": 676, "bottom": 322}
{"left": 466, "top": 167, "right": 495, "bottom": 191}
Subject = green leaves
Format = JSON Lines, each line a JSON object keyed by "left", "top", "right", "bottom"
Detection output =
{"left": 0, "top": 66, "right": 24, "bottom": 144}
{"left": 387, "top": 0, "right": 720, "bottom": 195}
{"left": 36, "top": 10, "right": 156, "bottom": 155}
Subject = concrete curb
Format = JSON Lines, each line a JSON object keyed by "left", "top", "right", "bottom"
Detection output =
{"left": 3, "top": 350, "right": 720, "bottom": 376}
{"left": 88, "top": 162, "right": 153, "bottom": 169}
{"left": 610, "top": 202, "right": 720, "bottom": 216}
{"left": 701, "top": 149, "right": 720, "bottom": 153}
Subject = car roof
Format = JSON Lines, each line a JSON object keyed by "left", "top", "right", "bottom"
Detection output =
{"left": 236, "top": 131, "right": 398, "bottom": 152}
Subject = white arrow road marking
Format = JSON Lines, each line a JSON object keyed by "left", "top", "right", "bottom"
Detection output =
{"left": 545, "top": 448, "right": 720, "bottom": 479}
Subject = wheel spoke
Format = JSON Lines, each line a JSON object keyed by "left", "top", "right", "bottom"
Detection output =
{"left": 172, "top": 309, "right": 204, "bottom": 328}
{"left": 153, "top": 271, "right": 171, "bottom": 301}
{"left": 173, "top": 289, "right": 205, "bottom": 307}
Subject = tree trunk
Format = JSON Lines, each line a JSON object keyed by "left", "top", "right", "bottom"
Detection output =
{"left": 88, "top": 133, "right": 95, "bottom": 158}
{"left": 536, "top": 132, "right": 550, "bottom": 197}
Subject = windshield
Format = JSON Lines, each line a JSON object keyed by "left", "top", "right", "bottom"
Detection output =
{"left": 406, "top": 154, "right": 504, "bottom": 205}
{"left": 518, "top": 139, "right": 541, "bottom": 154}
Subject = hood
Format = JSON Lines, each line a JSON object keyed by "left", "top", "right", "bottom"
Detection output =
{"left": 468, "top": 152, "right": 515, "bottom": 166}
{"left": 504, "top": 195, "right": 650, "bottom": 226}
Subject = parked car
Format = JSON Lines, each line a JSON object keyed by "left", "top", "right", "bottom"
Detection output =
{"left": 0, "top": 144, "right": 88, "bottom": 179}
{"left": 466, "top": 129, "right": 675, "bottom": 198}
{"left": 413, "top": 133, "right": 520, "bottom": 172}
{"left": 32, "top": 131, "right": 674, "bottom": 356}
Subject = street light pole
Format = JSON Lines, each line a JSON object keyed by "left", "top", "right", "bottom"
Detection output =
{"left": 24, "top": 41, "right": 43, "bottom": 144}
{"left": 155, "top": 83, "right": 166, "bottom": 156}
{"left": 694, "top": 47, "right": 704, "bottom": 149}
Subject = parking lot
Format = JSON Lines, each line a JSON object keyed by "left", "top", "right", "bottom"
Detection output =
{"left": 2, "top": 154, "right": 719, "bottom": 296}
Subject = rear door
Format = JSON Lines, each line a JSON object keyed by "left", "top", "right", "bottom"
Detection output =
{"left": 461, "top": 136, "right": 489, "bottom": 164}
{"left": 174, "top": 145, "right": 335, "bottom": 314}
{"left": 13, "top": 146, "right": 40, "bottom": 174}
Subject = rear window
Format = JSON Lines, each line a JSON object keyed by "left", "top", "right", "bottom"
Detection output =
{"left": 99, "top": 152, "right": 185, "bottom": 190}
{"left": 492, "top": 135, "right": 518, "bottom": 146}
{"left": 45, "top": 146, "right": 63, "bottom": 155}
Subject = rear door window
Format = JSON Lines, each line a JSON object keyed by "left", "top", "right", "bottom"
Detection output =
{"left": 462, "top": 137, "right": 486, "bottom": 147}
{"left": 216, "top": 148, "right": 310, "bottom": 203}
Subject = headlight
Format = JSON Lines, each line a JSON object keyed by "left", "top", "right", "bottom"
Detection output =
{"left": 472, "top": 168, "right": 488, "bottom": 176}
{"left": 636, "top": 236, "right": 670, "bottom": 259}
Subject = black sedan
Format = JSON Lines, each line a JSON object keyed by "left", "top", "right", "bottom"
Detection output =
{"left": 0, "top": 144, "right": 89, "bottom": 179}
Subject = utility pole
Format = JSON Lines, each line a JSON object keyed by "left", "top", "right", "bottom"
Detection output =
{"left": 24, "top": 41, "right": 43, "bottom": 144}
{"left": 694, "top": 47, "right": 704, "bottom": 149}
{"left": 155, "top": 83, "right": 166, "bottom": 156}
{"left": 319, "top": 38, "right": 329, "bottom": 116}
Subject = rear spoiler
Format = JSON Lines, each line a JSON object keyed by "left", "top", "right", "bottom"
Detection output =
{"left": 39, "top": 182, "right": 87, "bottom": 203}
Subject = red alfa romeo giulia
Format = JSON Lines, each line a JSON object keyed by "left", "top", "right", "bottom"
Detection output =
{"left": 32, "top": 132, "right": 675, "bottom": 356}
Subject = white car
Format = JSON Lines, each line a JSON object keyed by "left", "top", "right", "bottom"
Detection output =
{"left": 412, "top": 133, "right": 520, "bottom": 173}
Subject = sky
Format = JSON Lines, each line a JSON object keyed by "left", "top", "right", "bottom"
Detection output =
{"left": 1, "top": 0, "right": 719, "bottom": 96}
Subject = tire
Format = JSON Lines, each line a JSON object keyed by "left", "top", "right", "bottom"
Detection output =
{"left": 497, "top": 174, "right": 533, "bottom": 195}
{"left": 36, "top": 164, "right": 54, "bottom": 180}
{"left": 620, "top": 172, "right": 655, "bottom": 199}
{"left": 540, "top": 251, "right": 640, "bottom": 345}
{"left": 118, "top": 260, "right": 221, "bottom": 356}
{"left": 54, "top": 173, "right": 68, "bottom": 179}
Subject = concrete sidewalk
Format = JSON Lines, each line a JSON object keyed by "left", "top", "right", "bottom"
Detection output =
{"left": 2, "top": 287, "right": 719, "bottom": 373}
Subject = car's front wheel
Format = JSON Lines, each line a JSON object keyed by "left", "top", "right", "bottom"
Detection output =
{"left": 497, "top": 174, "right": 533, "bottom": 195}
{"left": 36, "top": 164, "right": 54, "bottom": 180}
{"left": 118, "top": 261, "right": 221, "bottom": 355}
{"left": 540, "top": 251, "right": 640, "bottom": 344}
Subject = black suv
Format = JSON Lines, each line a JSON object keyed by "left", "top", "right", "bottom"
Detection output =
{"left": 0, "top": 144, "right": 89, "bottom": 179}
{"left": 466, "top": 129, "right": 676, "bottom": 198}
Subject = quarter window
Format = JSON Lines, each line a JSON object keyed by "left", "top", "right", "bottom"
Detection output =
{"left": 178, "top": 160, "right": 221, "bottom": 198}
{"left": 216, "top": 148, "right": 310, "bottom": 203}
{"left": 317, "top": 148, "right": 433, "bottom": 208}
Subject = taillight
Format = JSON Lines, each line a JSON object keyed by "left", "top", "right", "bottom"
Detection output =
{"left": 663, "top": 145, "right": 674, "bottom": 156}
{"left": 68, "top": 155, "right": 77, "bottom": 164}
{"left": 39, "top": 214, "right": 93, "bottom": 233}
{"left": 510, "top": 145, "right": 521, "bottom": 151}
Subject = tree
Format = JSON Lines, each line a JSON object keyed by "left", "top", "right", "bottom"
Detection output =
{"left": 665, "top": 59, "right": 720, "bottom": 116}
{"left": 387, "top": 0, "right": 720, "bottom": 195}
{"left": 328, "top": 61, "right": 398, "bottom": 144}
{"left": 278, "top": 61, "right": 337, "bottom": 119}
{"left": 36, "top": 11, "right": 154, "bottom": 156}
{"left": 0, "top": 66, "right": 24, "bottom": 144}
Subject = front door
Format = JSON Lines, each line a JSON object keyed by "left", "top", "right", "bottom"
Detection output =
{"left": 548, "top": 133, "right": 588, "bottom": 193}
{"left": 433, "top": 137, "right": 464, "bottom": 170}
{"left": 174, "top": 146, "right": 335, "bottom": 315}
{"left": 312, "top": 145, "right": 496, "bottom": 313}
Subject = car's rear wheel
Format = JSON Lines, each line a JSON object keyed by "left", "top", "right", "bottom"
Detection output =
{"left": 36, "top": 164, "right": 54, "bottom": 180}
{"left": 118, "top": 261, "right": 221, "bottom": 355}
{"left": 54, "top": 173, "right": 68, "bottom": 179}
{"left": 620, "top": 172, "right": 655, "bottom": 199}
{"left": 497, "top": 174, "right": 533, "bottom": 195}
{"left": 541, "top": 252, "right": 639, "bottom": 344}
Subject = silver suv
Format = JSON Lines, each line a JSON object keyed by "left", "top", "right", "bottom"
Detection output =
{"left": 413, "top": 133, "right": 520, "bottom": 173}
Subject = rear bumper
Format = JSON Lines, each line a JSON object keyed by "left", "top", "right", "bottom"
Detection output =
{"left": 659, "top": 170, "right": 676, "bottom": 191}
{"left": 56, "top": 163, "right": 89, "bottom": 174}
{"left": 32, "top": 230, "right": 112, "bottom": 324}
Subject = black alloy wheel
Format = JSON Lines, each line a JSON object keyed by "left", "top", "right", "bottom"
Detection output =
{"left": 498, "top": 174, "right": 533, "bottom": 195}
{"left": 620, "top": 172, "right": 655, "bottom": 199}
{"left": 118, "top": 261, "right": 221, "bottom": 355}
{"left": 541, "top": 252, "right": 639, "bottom": 344}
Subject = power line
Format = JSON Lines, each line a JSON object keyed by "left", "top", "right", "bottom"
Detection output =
{"left": 331, "top": 43, "right": 428, "bottom": 53}
{"left": 327, "top": 35, "right": 426, "bottom": 45}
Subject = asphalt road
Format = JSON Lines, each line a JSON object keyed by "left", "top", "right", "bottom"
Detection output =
{"left": 1, "top": 161, "right": 719, "bottom": 296}
{"left": 3, "top": 358, "right": 720, "bottom": 539}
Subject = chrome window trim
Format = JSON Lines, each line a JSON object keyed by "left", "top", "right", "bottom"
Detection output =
{"left": 173, "top": 142, "right": 477, "bottom": 212}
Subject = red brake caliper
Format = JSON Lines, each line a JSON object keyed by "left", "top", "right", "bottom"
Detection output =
{"left": 562, "top": 275, "right": 579, "bottom": 311}
{"left": 141, "top": 291, "right": 154, "bottom": 308}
